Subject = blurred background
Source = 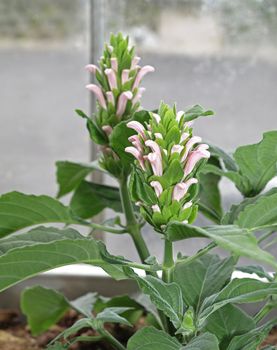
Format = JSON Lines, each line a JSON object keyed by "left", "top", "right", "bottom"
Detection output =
{"left": 0, "top": 0, "right": 277, "bottom": 261}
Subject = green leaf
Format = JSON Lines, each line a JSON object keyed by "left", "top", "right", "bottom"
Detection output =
{"left": 200, "top": 164, "right": 249, "bottom": 195}
{"left": 198, "top": 157, "right": 223, "bottom": 223}
{"left": 70, "top": 292, "right": 98, "bottom": 317}
{"left": 199, "top": 278, "right": 277, "bottom": 324}
{"left": 182, "top": 332, "right": 219, "bottom": 350}
{"left": 173, "top": 254, "right": 234, "bottom": 312}
{"left": 233, "top": 131, "right": 277, "bottom": 196}
{"left": 166, "top": 223, "right": 277, "bottom": 269}
{"left": 236, "top": 265, "right": 273, "bottom": 281}
{"left": 183, "top": 105, "right": 214, "bottom": 122}
{"left": 110, "top": 110, "right": 150, "bottom": 169}
{"left": 226, "top": 319, "right": 276, "bottom": 350}
{"left": 96, "top": 307, "right": 132, "bottom": 326}
{"left": 21, "top": 286, "right": 69, "bottom": 336}
{"left": 204, "top": 304, "right": 255, "bottom": 349}
{"left": 163, "top": 159, "right": 184, "bottom": 186}
{"left": 56, "top": 160, "right": 104, "bottom": 198}
{"left": 0, "top": 226, "right": 127, "bottom": 292}
{"left": 70, "top": 180, "right": 122, "bottom": 219}
{"left": 0, "top": 192, "right": 74, "bottom": 238}
{"left": 127, "top": 326, "right": 181, "bottom": 350}
{"left": 208, "top": 144, "right": 238, "bottom": 172}
{"left": 234, "top": 189, "right": 277, "bottom": 231}
{"left": 125, "top": 269, "right": 183, "bottom": 329}
{"left": 76, "top": 109, "right": 107, "bottom": 145}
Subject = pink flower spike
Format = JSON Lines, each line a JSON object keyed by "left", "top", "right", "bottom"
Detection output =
{"left": 121, "top": 69, "right": 130, "bottom": 84}
{"left": 106, "top": 91, "right": 115, "bottom": 105}
{"left": 150, "top": 181, "right": 163, "bottom": 197}
{"left": 176, "top": 110, "right": 184, "bottom": 122}
{"left": 183, "top": 201, "right": 192, "bottom": 210}
{"left": 172, "top": 178, "right": 198, "bottom": 202}
{"left": 131, "top": 56, "right": 141, "bottom": 70}
{"left": 110, "top": 57, "right": 118, "bottom": 71}
{"left": 127, "top": 121, "right": 146, "bottom": 139}
{"left": 133, "top": 65, "right": 155, "bottom": 89}
{"left": 171, "top": 145, "right": 184, "bottom": 154}
{"left": 86, "top": 84, "right": 107, "bottom": 110}
{"left": 184, "top": 146, "right": 210, "bottom": 176}
{"left": 116, "top": 91, "right": 133, "bottom": 117}
{"left": 105, "top": 68, "right": 117, "bottom": 90}
{"left": 132, "top": 87, "right": 146, "bottom": 105}
{"left": 125, "top": 146, "right": 146, "bottom": 170}
{"left": 102, "top": 125, "right": 113, "bottom": 136}
{"left": 85, "top": 64, "right": 100, "bottom": 74}
{"left": 152, "top": 113, "right": 161, "bottom": 124}
{"left": 152, "top": 204, "right": 161, "bottom": 213}
{"left": 181, "top": 136, "right": 202, "bottom": 162}
{"left": 147, "top": 152, "right": 163, "bottom": 176}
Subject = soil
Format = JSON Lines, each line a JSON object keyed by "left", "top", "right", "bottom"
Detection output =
{"left": 0, "top": 309, "right": 276, "bottom": 350}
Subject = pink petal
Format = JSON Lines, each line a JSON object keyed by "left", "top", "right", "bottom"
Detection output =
{"left": 147, "top": 152, "right": 163, "bottom": 176}
{"left": 172, "top": 178, "right": 198, "bottom": 202}
{"left": 125, "top": 146, "right": 146, "bottom": 170}
{"left": 106, "top": 91, "right": 115, "bottom": 105}
{"left": 184, "top": 146, "right": 210, "bottom": 176}
{"left": 121, "top": 69, "right": 130, "bottom": 84}
{"left": 85, "top": 64, "right": 100, "bottom": 74}
{"left": 171, "top": 144, "right": 184, "bottom": 154}
{"left": 86, "top": 84, "right": 107, "bottom": 110}
{"left": 145, "top": 140, "right": 161, "bottom": 157}
{"left": 181, "top": 136, "right": 202, "bottom": 162}
{"left": 102, "top": 125, "right": 113, "bottom": 136}
{"left": 152, "top": 204, "right": 161, "bottom": 213}
{"left": 183, "top": 201, "right": 192, "bottom": 210}
{"left": 127, "top": 121, "right": 146, "bottom": 139}
{"left": 180, "top": 132, "right": 190, "bottom": 143}
{"left": 152, "top": 113, "right": 161, "bottom": 123}
{"left": 116, "top": 91, "right": 133, "bottom": 117}
{"left": 133, "top": 65, "right": 155, "bottom": 89}
{"left": 105, "top": 68, "right": 117, "bottom": 90}
{"left": 111, "top": 57, "right": 118, "bottom": 71}
{"left": 155, "top": 133, "right": 163, "bottom": 139}
{"left": 131, "top": 56, "right": 141, "bottom": 70}
{"left": 128, "top": 134, "right": 144, "bottom": 153}
{"left": 150, "top": 181, "right": 163, "bottom": 197}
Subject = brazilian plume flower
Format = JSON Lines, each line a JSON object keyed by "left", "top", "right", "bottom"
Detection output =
{"left": 80, "top": 33, "right": 154, "bottom": 178}
{"left": 125, "top": 102, "right": 210, "bottom": 230}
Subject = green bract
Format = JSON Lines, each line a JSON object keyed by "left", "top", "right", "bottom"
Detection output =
{"left": 0, "top": 33, "right": 276, "bottom": 350}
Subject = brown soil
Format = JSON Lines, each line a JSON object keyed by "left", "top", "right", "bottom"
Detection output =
{"left": 0, "top": 309, "right": 276, "bottom": 350}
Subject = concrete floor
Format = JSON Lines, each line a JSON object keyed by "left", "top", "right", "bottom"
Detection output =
{"left": 0, "top": 47, "right": 276, "bottom": 263}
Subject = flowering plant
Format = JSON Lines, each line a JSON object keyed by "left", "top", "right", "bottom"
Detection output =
{"left": 0, "top": 33, "right": 277, "bottom": 350}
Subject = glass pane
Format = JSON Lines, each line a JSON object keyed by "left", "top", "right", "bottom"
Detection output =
{"left": 0, "top": 0, "right": 90, "bottom": 195}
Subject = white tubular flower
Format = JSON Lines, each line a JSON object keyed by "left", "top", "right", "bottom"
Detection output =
{"left": 86, "top": 84, "right": 107, "bottom": 110}
{"left": 127, "top": 121, "right": 146, "bottom": 139}
{"left": 110, "top": 57, "right": 118, "bottom": 71}
{"left": 172, "top": 178, "right": 198, "bottom": 202}
{"left": 125, "top": 146, "right": 146, "bottom": 170}
{"left": 184, "top": 144, "right": 210, "bottom": 176}
{"left": 116, "top": 91, "right": 133, "bottom": 117}
{"left": 152, "top": 204, "right": 161, "bottom": 213}
{"left": 150, "top": 181, "right": 163, "bottom": 198}
{"left": 181, "top": 136, "right": 202, "bottom": 162}
{"left": 133, "top": 65, "right": 155, "bottom": 89}
{"left": 105, "top": 68, "right": 118, "bottom": 90}
{"left": 147, "top": 152, "right": 163, "bottom": 176}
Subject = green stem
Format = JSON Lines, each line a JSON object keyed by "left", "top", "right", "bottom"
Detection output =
{"left": 254, "top": 302, "right": 274, "bottom": 323}
{"left": 78, "top": 220, "right": 127, "bottom": 234}
{"left": 98, "top": 328, "right": 126, "bottom": 350}
{"left": 162, "top": 239, "right": 174, "bottom": 283}
{"left": 119, "top": 177, "right": 151, "bottom": 263}
{"left": 177, "top": 242, "right": 216, "bottom": 266}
